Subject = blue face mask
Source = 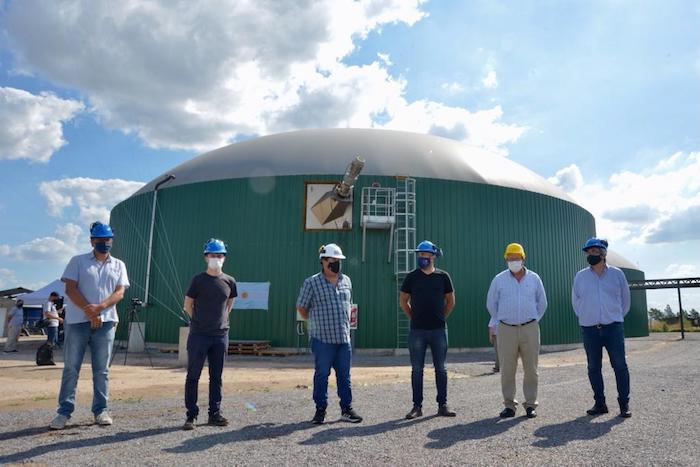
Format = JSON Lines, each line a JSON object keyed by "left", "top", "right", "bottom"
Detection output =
{"left": 418, "top": 257, "right": 431, "bottom": 269}
{"left": 95, "top": 241, "right": 112, "bottom": 254}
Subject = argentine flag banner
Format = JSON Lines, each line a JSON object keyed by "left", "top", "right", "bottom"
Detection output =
{"left": 235, "top": 282, "right": 270, "bottom": 310}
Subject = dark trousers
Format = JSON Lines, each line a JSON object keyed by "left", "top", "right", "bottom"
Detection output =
{"left": 47, "top": 326, "right": 59, "bottom": 346}
{"left": 581, "top": 322, "right": 630, "bottom": 407}
{"left": 311, "top": 337, "right": 353, "bottom": 411}
{"left": 408, "top": 328, "right": 448, "bottom": 408}
{"left": 185, "top": 333, "right": 227, "bottom": 419}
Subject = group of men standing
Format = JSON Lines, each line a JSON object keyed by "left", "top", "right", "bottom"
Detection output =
{"left": 35, "top": 218, "right": 630, "bottom": 431}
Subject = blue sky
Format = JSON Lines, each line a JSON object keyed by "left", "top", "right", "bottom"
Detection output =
{"left": 1, "top": 0, "right": 699, "bottom": 312}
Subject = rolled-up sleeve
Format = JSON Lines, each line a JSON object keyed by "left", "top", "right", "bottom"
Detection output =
{"left": 620, "top": 271, "right": 631, "bottom": 316}
{"left": 536, "top": 276, "right": 548, "bottom": 319}
{"left": 61, "top": 256, "right": 79, "bottom": 283}
{"left": 571, "top": 275, "right": 581, "bottom": 317}
{"left": 117, "top": 261, "right": 130, "bottom": 289}
{"left": 486, "top": 278, "right": 498, "bottom": 318}
{"left": 296, "top": 278, "right": 313, "bottom": 309}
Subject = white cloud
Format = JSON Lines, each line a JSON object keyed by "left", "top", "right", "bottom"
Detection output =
{"left": 665, "top": 264, "right": 698, "bottom": 278}
{"left": 0, "top": 268, "right": 18, "bottom": 289}
{"left": 0, "top": 223, "right": 83, "bottom": 263}
{"left": 482, "top": 70, "right": 498, "bottom": 89}
{"left": 39, "top": 177, "right": 145, "bottom": 224}
{"left": 0, "top": 87, "right": 84, "bottom": 162}
{"left": 552, "top": 151, "right": 700, "bottom": 244}
{"left": 441, "top": 81, "right": 465, "bottom": 94}
{"left": 3, "top": 0, "right": 524, "bottom": 155}
{"left": 547, "top": 164, "right": 584, "bottom": 192}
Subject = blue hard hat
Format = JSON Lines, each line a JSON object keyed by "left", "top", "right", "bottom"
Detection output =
{"left": 203, "top": 238, "right": 227, "bottom": 255}
{"left": 89, "top": 222, "right": 114, "bottom": 238}
{"left": 582, "top": 237, "right": 608, "bottom": 252}
{"left": 415, "top": 240, "right": 442, "bottom": 257}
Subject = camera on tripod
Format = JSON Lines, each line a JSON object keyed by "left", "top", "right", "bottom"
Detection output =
{"left": 130, "top": 297, "right": 143, "bottom": 307}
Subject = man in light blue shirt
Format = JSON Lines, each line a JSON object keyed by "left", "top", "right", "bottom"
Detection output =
{"left": 572, "top": 237, "right": 631, "bottom": 418}
{"left": 50, "top": 222, "right": 129, "bottom": 430}
{"left": 3, "top": 300, "right": 24, "bottom": 352}
{"left": 487, "top": 243, "right": 547, "bottom": 419}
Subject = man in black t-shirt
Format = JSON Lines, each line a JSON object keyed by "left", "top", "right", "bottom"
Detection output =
{"left": 400, "top": 240, "right": 456, "bottom": 419}
{"left": 181, "top": 238, "right": 237, "bottom": 430}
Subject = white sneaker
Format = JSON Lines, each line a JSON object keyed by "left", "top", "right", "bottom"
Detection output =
{"left": 94, "top": 411, "right": 113, "bottom": 426}
{"left": 49, "top": 414, "right": 69, "bottom": 430}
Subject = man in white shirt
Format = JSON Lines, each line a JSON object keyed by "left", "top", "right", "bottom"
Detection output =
{"left": 44, "top": 292, "right": 64, "bottom": 347}
{"left": 486, "top": 243, "right": 548, "bottom": 419}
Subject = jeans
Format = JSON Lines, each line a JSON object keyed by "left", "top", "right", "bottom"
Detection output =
{"left": 185, "top": 333, "right": 228, "bottom": 419}
{"left": 47, "top": 326, "right": 59, "bottom": 346}
{"left": 57, "top": 321, "right": 116, "bottom": 417}
{"left": 408, "top": 328, "right": 448, "bottom": 408}
{"left": 310, "top": 337, "right": 353, "bottom": 411}
{"left": 581, "top": 322, "right": 630, "bottom": 407}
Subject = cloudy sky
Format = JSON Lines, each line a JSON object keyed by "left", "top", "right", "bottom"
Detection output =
{"left": 1, "top": 0, "right": 698, "bottom": 312}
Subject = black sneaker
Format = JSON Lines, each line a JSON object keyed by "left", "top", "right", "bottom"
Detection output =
{"left": 619, "top": 403, "right": 631, "bottom": 418}
{"left": 311, "top": 408, "right": 326, "bottom": 425}
{"left": 586, "top": 404, "right": 609, "bottom": 416}
{"left": 207, "top": 412, "right": 229, "bottom": 426}
{"left": 437, "top": 405, "right": 456, "bottom": 417}
{"left": 526, "top": 407, "right": 537, "bottom": 418}
{"left": 405, "top": 406, "right": 422, "bottom": 420}
{"left": 341, "top": 408, "right": 363, "bottom": 423}
{"left": 499, "top": 408, "right": 516, "bottom": 418}
{"left": 182, "top": 417, "right": 195, "bottom": 430}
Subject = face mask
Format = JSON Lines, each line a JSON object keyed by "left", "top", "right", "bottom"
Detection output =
{"left": 208, "top": 257, "right": 225, "bottom": 270}
{"left": 94, "top": 241, "right": 112, "bottom": 254}
{"left": 507, "top": 260, "right": 523, "bottom": 273}
{"left": 418, "top": 257, "right": 431, "bottom": 269}
{"left": 328, "top": 261, "right": 341, "bottom": 274}
{"left": 587, "top": 254, "right": 603, "bottom": 266}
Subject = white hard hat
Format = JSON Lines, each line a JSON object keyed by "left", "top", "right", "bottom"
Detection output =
{"left": 319, "top": 243, "right": 346, "bottom": 259}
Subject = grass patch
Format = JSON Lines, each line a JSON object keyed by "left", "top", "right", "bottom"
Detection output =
{"left": 649, "top": 320, "right": 700, "bottom": 332}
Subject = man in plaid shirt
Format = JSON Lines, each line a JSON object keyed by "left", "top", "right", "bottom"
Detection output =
{"left": 296, "top": 243, "right": 363, "bottom": 425}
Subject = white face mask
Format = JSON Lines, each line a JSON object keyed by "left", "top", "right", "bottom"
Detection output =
{"left": 208, "top": 257, "right": 225, "bottom": 271}
{"left": 507, "top": 260, "right": 523, "bottom": 273}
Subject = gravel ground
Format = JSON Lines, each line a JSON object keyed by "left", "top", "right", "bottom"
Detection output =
{"left": 0, "top": 334, "right": 697, "bottom": 466}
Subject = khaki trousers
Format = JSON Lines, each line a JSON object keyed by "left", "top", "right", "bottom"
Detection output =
{"left": 497, "top": 320, "right": 540, "bottom": 410}
{"left": 4, "top": 324, "right": 21, "bottom": 351}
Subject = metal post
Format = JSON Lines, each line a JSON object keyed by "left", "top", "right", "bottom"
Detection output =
{"left": 677, "top": 287, "right": 685, "bottom": 340}
{"left": 144, "top": 174, "right": 175, "bottom": 306}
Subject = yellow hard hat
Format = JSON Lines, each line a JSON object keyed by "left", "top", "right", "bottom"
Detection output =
{"left": 503, "top": 243, "right": 526, "bottom": 259}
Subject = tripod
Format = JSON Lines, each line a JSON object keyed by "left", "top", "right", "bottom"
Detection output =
{"left": 109, "top": 299, "right": 153, "bottom": 367}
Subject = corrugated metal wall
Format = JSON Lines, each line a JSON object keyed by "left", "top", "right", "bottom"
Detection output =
{"left": 110, "top": 174, "right": 599, "bottom": 348}
{"left": 619, "top": 268, "right": 649, "bottom": 337}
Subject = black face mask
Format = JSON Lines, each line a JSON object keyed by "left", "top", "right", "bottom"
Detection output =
{"left": 587, "top": 254, "right": 603, "bottom": 266}
{"left": 328, "top": 261, "right": 341, "bottom": 274}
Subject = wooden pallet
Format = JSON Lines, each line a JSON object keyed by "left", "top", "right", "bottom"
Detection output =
{"left": 227, "top": 340, "right": 271, "bottom": 355}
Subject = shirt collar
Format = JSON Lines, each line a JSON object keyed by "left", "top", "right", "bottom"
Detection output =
{"left": 92, "top": 251, "right": 112, "bottom": 263}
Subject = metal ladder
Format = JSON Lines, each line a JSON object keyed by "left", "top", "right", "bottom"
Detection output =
{"left": 394, "top": 177, "right": 416, "bottom": 349}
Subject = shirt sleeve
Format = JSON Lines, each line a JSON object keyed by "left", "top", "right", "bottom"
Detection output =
{"left": 536, "top": 275, "right": 548, "bottom": 320}
{"left": 117, "top": 261, "right": 130, "bottom": 288}
{"left": 61, "top": 255, "right": 80, "bottom": 282}
{"left": 486, "top": 277, "right": 499, "bottom": 318}
{"left": 619, "top": 270, "right": 631, "bottom": 316}
{"left": 229, "top": 279, "right": 238, "bottom": 299}
{"left": 400, "top": 273, "right": 412, "bottom": 294}
{"left": 296, "top": 278, "right": 313, "bottom": 309}
{"left": 488, "top": 316, "right": 499, "bottom": 328}
{"left": 186, "top": 276, "right": 199, "bottom": 299}
{"left": 43, "top": 302, "right": 51, "bottom": 313}
{"left": 571, "top": 274, "right": 581, "bottom": 317}
{"left": 443, "top": 272, "right": 454, "bottom": 294}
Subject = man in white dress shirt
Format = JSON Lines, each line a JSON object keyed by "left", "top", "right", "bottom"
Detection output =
{"left": 486, "top": 243, "right": 547, "bottom": 419}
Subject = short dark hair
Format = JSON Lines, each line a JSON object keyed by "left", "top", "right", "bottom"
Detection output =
{"left": 49, "top": 291, "right": 60, "bottom": 297}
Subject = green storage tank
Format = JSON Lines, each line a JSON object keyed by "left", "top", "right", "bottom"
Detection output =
{"left": 109, "top": 128, "right": 646, "bottom": 349}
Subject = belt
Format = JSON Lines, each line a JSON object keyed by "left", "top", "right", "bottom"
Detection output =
{"left": 583, "top": 322, "right": 619, "bottom": 329}
{"left": 499, "top": 319, "right": 536, "bottom": 327}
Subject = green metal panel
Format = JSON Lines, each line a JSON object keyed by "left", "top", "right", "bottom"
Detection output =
{"left": 619, "top": 268, "right": 649, "bottom": 337}
{"left": 110, "top": 174, "right": 597, "bottom": 348}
